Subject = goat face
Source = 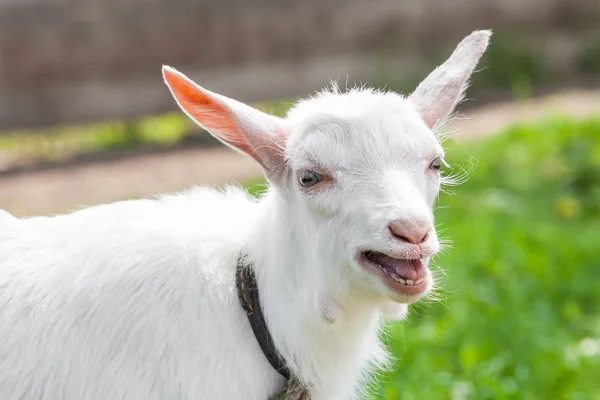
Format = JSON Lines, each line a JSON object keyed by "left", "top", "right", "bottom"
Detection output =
{"left": 283, "top": 91, "right": 443, "bottom": 303}
{"left": 163, "top": 30, "right": 491, "bottom": 305}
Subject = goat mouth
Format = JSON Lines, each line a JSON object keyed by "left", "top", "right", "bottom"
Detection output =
{"left": 359, "top": 250, "right": 429, "bottom": 299}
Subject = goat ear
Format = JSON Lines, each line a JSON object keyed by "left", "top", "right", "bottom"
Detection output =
{"left": 409, "top": 30, "right": 492, "bottom": 129}
{"left": 162, "top": 66, "right": 288, "bottom": 181}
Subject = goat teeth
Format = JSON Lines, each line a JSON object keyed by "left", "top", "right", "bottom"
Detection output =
{"left": 415, "top": 278, "right": 424, "bottom": 285}
{"left": 405, "top": 279, "right": 414, "bottom": 286}
{"left": 389, "top": 272, "right": 406, "bottom": 284}
{"left": 383, "top": 269, "right": 409, "bottom": 285}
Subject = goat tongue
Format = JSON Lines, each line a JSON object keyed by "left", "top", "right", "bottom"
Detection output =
{"left": 367, "top": 252, "right": 425, "bottom": 281}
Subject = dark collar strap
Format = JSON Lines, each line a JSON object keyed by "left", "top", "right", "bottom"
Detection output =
{"left": 236, "top": 252, "right": 291, "bottom": 380}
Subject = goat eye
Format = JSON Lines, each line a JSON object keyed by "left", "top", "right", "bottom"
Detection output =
{"left": 299, "top": 170, "right": 323, "bottom": 187}
{"left": 429, "top": 157, "right": 442, "bottom": 171}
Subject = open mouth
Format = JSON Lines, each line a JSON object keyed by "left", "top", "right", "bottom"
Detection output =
{"left": 359, "top": 250, "right": 430, "bottom": 298}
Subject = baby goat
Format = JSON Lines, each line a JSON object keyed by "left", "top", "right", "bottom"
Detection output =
{"left": 0, "top": 30, "right": 490, "bottom": 399}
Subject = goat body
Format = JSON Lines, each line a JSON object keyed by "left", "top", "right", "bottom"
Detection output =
{"left": 0, "top": 31, "right": 491, "bottom": 399}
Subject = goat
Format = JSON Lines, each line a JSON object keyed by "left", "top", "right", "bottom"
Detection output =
{"left": 0, "top": 30, "right": 490, "bottom": 399}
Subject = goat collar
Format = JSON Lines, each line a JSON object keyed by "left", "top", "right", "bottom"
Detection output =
{"left": 235, "top": 252, "right": 291, "bottom": 380}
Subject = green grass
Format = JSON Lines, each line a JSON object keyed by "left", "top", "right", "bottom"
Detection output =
{"left": 246, "top": 115, "right": 600, "bottom": 399}
{"left": 0, "top": 112, "right": 194, "bottom": 166}
{"left": 0, "top": 99, "right": 295, "bottom": 168}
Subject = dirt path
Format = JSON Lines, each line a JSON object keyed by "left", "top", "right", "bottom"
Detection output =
{"left": 2, "top": 88, "right": 599, "bottom": 217}
{"left": 451, "top": 89, "right": 600, "bottom": 140}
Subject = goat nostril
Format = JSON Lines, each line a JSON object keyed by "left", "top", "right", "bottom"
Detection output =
{"left": 391, "top": 232, "right": 410, "bottom": 243}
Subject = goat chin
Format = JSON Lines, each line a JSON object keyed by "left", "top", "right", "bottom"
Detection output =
{"left": 0, "top": 29, "right": 491, "bottom": 400}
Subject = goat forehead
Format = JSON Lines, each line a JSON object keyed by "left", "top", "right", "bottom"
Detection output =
{"left": 287, "top": 88, "right": 412, "bottom": 129}
{"left": 286, "top": 92, "right": 441, "bottom": 169}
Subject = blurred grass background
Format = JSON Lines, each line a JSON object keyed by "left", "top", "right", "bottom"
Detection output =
{"left": 246, "top": 115, "right": 600, "bottom": 399}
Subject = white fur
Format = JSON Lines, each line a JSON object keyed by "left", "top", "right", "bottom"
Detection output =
{"left": 0, "top": 31, "right": 490, "bottom": 399}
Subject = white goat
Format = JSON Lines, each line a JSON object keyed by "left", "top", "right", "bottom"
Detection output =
{"left": 0, "top": 30, "right": 490, "bottom": 399}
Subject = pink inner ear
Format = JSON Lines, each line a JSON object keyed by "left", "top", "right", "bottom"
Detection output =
{"left": 163, "top": 69, "right": 257, "bottom": 160}
{"left": 419, "top": 80, "right": 467, "bottom": 129}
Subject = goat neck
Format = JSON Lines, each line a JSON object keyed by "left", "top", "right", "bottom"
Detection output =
{"left": 247, "top": 188, "right": 388, "bottom": 399}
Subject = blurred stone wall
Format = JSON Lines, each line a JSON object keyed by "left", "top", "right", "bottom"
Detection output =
{"left": 0, "top": 0, "right": 598, "bottom": 129}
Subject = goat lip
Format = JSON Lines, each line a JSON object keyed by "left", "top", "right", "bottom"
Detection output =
{"left": 359, "top": 250, "right": 429, "bottom": 298}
